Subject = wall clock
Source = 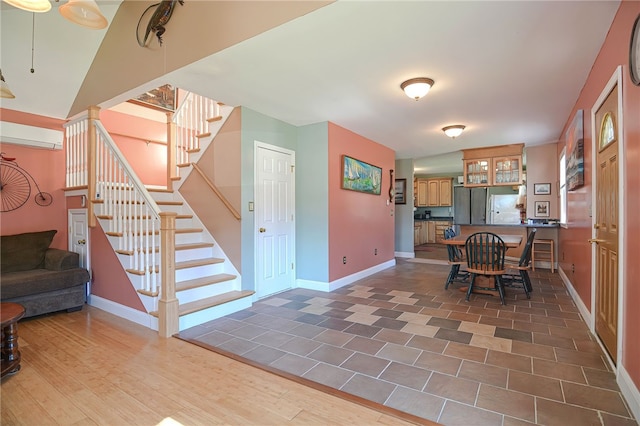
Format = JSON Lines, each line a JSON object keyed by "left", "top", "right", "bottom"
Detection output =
{"left": 631, "top": 14, "right": 640, "bottom": 86}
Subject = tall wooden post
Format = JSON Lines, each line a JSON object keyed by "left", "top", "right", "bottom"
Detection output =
{"left": 87, "top": 106, "right": 100, "bottom": 228}
{"left": 158, "top": 212, "right": 178, "bottom": 338}
{"left": 166, "top": 112, "right": 176, "bottom": 188}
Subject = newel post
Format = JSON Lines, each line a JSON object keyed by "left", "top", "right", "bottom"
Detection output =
{"left": 166, "top": 111, "right": 176, "bottom": 187}
{"left": 87, "top": 106, "right": 100, "bottom": 228}
{"left": 158, "top": 211, "right": 178, "bottom": 338}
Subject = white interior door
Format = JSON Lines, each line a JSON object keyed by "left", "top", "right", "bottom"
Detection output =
{"left": 255, "top": 143, "right": 295, "bottom": 298}
{"left": 68, "top": 209, "right": 90, "bottom": 298}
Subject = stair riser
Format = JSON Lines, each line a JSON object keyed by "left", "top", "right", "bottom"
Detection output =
{"left": 177, "top": 280, "right": 237, "bottom": 305}
{"left": 176, "top": 264, "right": 225, "bottom": 281}
{"left": 175, "top": 248, "right": 213, "bottom": 262}
{"left": 178, "top": 294, "right": 253, "bottom": 331}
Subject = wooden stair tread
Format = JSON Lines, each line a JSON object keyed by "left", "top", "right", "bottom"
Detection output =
{"left": 196, "top": 132, "right": 211, "bottom": 139}
{"left": 146, "top": 188, "right": 173, "bottom": 193}
{"left": 176, "top": 242, "right": 214, "bottom": 250}
{"left": 176, "top": 273, "right": 237, "bottom": 292}
{"left": 150, "top": 291, "right": 254, "bottom": 318}
{"left": 156, "top": 200, "right": 183, "bottom": 206}
{"left": 207, "top": 116, "right": 222, "bottom": 123}
{"left": 176, "top": 258, "right": 224, "bottom": 269}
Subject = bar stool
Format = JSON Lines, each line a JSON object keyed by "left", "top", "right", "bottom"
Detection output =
{"left": 531, "top": 239, "right": 554, "bottom": 272}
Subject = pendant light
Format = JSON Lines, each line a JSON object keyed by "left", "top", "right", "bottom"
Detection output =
{"left": 59, "top": 0, "right": 108, "bottom": 29}
{"left": 1, "top": 69, "right": 16, "bottom": 99}
{"left": 2, "top": 0, "right": 51, "bottom": 12}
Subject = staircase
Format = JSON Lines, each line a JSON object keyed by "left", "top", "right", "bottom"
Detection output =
{"left": 65, "top": 92, "right": 253, "bottom": 335}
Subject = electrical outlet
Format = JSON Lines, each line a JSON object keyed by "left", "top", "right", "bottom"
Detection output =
{"left": 374, "top": 248, "right": 377, "bottom": 255}
{"left": 343, "top": 256, "right": 347, "bottom": 264}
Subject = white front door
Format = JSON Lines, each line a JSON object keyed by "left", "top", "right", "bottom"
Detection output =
{"left": 69, "top": 209, "right": 90, "bottom": 298}
{"left": 255, "top": 143, "right": 295, "bottom": 298}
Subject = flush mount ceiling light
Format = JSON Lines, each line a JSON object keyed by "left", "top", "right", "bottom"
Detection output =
{"left": 1, "top": 69, "right": 16, "bottom": 99}
{"left": 59, "top": 0, "right": 107, "bottom": 29}
{"left": 442, "top": 125, "right": 466, "bottom": 139}
{"left": 400, "top": 77, "right": 434, "bottom": 100}
{"left": 2, "top": 0, "right": 51, "bottom": 12}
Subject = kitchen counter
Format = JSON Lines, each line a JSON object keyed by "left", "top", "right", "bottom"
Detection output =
{"left": 455, "top": 223, "right": 559, "bottom": 228}
{"left": 414, "top": 217, "right": 453, "bottom": 222}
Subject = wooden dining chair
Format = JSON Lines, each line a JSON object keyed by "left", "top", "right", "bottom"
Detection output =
{"left": 464, "top": 232, "right": 508, "bottom": 305}
{"left": 502, "top": 228, "right": 536, "bottom": 298}
{"left": 444, "top": 227, "right": 469, "bottom": 289}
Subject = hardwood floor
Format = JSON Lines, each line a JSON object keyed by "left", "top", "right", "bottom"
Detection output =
{"left": 0, "top": 306, "right": 426, "bottom": 425}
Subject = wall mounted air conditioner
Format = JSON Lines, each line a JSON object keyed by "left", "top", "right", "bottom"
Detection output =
{"left": 0, "top": 121, "right": 63, "bottom": 150}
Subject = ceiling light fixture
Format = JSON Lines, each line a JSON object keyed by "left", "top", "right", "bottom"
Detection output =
{"left": 400, "top": 77, "right": 434, "bottom": 100}
{"left": 2, "top": 0, "right": 51, "bottom": 12}
{"left": 59, "top": 0, "right": 108, "bottom": 29}
{"left": 1, "top": 69, "right": 16, "bottom": 99}
{"left": 442, "top": 125, "right": 466, "bottom": 139}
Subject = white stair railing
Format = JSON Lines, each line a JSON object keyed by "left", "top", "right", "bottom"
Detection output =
{"left": 93, "top": 121, "right": 163, "bottom": 296}
{"left": 173, "top": 92, "right": 220, "bottom": 168}
{"left": 64, "top": 115, "right": 88, "bottom": 188}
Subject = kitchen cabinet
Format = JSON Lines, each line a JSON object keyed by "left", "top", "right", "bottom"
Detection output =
{"left": 414, "top": 221, "right": 430, "bottom": 245}
{"left": 415, "top": 179, "right": 429, "bottom": 207}
{"left": 434, "top": 221, "right": 452, "bottom": 243}
{"left": 427, "top": 221, "right": 436, "bottom": 243}
{"left": 426, "top": 178, "right": 453, "bottom": 207}
{"left": 462, "top": 144, "right": 524, "bottom": 187}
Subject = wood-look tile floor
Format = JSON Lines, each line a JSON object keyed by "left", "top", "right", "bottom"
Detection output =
{"left": 180, "top": 259, "right": 638, "bottom": 426}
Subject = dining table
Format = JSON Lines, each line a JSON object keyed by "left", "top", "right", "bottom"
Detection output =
{"left": 441, "top": 233, "right": 523, "bottom": 295}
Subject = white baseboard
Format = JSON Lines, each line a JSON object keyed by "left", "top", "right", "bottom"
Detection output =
{"left": 89, "top": 295, "right": 157, "bottom": 331}
{"left": 558, "top": 266, "right": 591, "bottom": 326}
{"left": 395, "top": 251, "right": 415, "bottom": 258}
{"left": 297, "top": 259, "right": 396, "bottom": 292}
{"left": 619, "top": 365, "right": 640, "bottom": 422}
{"left": 558, "top": 267, "right": 640, "bottom": 420}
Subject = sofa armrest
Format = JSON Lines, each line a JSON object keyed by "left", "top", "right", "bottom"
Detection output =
{"left": 44, "top": 248, "right": 80, "bottom": 271}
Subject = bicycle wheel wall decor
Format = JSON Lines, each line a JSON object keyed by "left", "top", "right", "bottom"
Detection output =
{"left": 0, "top": 164, "right": 31, "bottom": 212}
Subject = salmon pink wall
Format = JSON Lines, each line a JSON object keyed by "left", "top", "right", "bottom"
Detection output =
{"left": 99, "top": 110, "right": 167, "bottom": 186}
{"left": 89, "top": 222, "right": 146, "bottom": 312}
{"left": 0, "top": 110, "right": 67, "bottom": 250}
{"left": 558, "top": 0, "right": 640, "bottom": 392}
{"left": 328, "top": 123, "right": 395, "bottom": 282}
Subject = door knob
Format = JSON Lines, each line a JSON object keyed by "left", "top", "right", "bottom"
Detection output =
{"left": 593, "top": 223, "right": 600, "bottom": 229}
{"left": 588, "top": 238, "right": 605, "bottom": 244}
{"left": 77, "top": 239, "right": 86, "bottom": 244}
{"left": 259, "top": 228, "right": 266, "bottom": 233}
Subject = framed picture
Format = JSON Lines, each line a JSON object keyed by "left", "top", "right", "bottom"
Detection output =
{"left": 534, "top": 183, "right": 551, "bottom": 195}
{"left": 394, "top": 179, "right": 407, "bottom": 204}
{"left": 128, "top": 84, "right": 176, "bottom": 112}
{"left": 341, "top": 155, "right": 382, "bottom": 195}
{"left": 534, "top": 201, "right": 550, "bottom": 217}
{"left": 566, "top": 110, "right": 584, "bottom": 191}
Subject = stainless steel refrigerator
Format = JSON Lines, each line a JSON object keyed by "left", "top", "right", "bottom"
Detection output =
{"left": 453, "top": 187, "right": 487, "bottom": 225}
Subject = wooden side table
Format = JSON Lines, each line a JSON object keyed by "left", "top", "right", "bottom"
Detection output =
{"left": 1, "top": 302, "right": 26, "bottom": 378}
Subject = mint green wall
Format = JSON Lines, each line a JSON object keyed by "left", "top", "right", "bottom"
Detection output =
{"left": 240, "top": 107, "right": 298, "bottom": 290}
{"left": 296, "top": 123, "right": 329, "bottom": 282}
{"left": 394, "top": 159, "right": 414, "bottom": 254}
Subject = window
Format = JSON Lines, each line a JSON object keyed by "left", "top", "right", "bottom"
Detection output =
{"left": 559, "top": 148, "right": 567, "bottom": 226}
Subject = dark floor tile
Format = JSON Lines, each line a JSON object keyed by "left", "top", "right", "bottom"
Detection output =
{"left": 277, "top": 335, "right": 322, "bottom": 356}
{"left": 562, "top": 381, "right": 630, "bottom": 416}
{"left": 511, "top": 341, "right": 556, "bottom": 361}
{"left": 600, "top": 412, "right": 640, "bottom": 426}
{"left": 378, "top": 342, "right": 422, "bottom": 365}
{"left": 476, "top": 384, "right": 535, "bottom": 423}
{"left": 317, "top": 317, "right": 354, "bottom": 331}
{"left": 313, "top": 329, "right": 353, "bottom": 346}
{"left": 343, "top": 322, "right": 382, "bottom": 338}
{"left": 228, "top": 324, "right": 269, "bottom": 340}
{"left": 494, "top": 327, "right": 533, "bottom": 343}
{"left": 217, "top": 337, "right": 259, "bottom": 355}
{"left": 252, "top": 330, "right": 295, "bottom": 347}
{"left": 532, "top": 358, "right": 587, "bottom": 384}
{"left": 434, "top": 328, "right": 473, "bottom": 344}
{"left": 323, "top": 309, "right": 354, "bottom": 320}
{"left": 554, "top": 347, "right": 608, "bottom": 370}
{"left": 282, "top": 293, "right": 313, "bottom": 302}
{"left": 424, "top": 372, "right": 479, "bottom": 405}
{"left": 270, "top": 353, "right": 318, "bottom": 376}
{"left": 508, "top": 370, "right": 563, "bottom": 401}
{"left": 427, "top": 316, "right": 461, "bottom": 330}
{"left": 414, "top": 351, "right": 462, "bottom": 376}
{"left": 307, "top": 343, "right": 354, "bottom": 366}
{"left": 295, "top": 313, "right": 326, "bottom": 325}
{"left": 533, "top": 332, "right": 577, "bottom": 350}
{"left": 370, "top": 294, "right": 394, "bottom": 301}
{"left": 194, "top": 330, "right": 234, "bottom": 347}
{"left": 373, "top": 328, "right": 413, "bottom": 345}
{"left": 226, "top": 310, "right": 257, "bottom": 320}
{"left": 243, "top": 344, "right": 287, "bottom": 365}
{"left": 583, "top": 367, "right": 619, "bottom": 390}
{"left": 443, "top": 341, "right": 487, "bottom": 363}
{"left": 371, "top": 317, "right": 407, "bottom": 330}
{"left": 302, "top": 362, "right": 354, "bottom": 389}
{"left": 281, "top": 300, "right": 311, "bottom": 310}
{"left": 536, "top": 397, "right": 602, "bottom": 426}
{"left": 326, "top": 300, "right": 354, "bottom": 310}
{"left": 371, "top": 308, "right": 403, "bottom": 319}
{"left": 458, "top": 360, "right": 508, "bottom": 388}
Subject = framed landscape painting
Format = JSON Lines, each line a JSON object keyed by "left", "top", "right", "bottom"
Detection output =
{"left": 342, "top": 155, "right": 382, "bottom": 195}
{"left": 566, "top": 110, "right": 584, "bottom": 191}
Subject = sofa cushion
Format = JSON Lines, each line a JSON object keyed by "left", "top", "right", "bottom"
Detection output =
{"left": 1, "top": 230, "right": 57, "bottom": 273}
{"left": 0, "top": 268, "right": 89, "bottom": 299}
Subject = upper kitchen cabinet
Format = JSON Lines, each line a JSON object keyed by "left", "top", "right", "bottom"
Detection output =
{"left": 415, "top": 179, "right": 429, "bottom": 206}
{"left": 462, "top": 144, "right": 524, "bottom": 187}
{"left": 427, "top": 178, "right": 452, "bottom": 206}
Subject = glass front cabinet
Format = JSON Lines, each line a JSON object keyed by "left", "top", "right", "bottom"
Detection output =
{"left": 464, "top": 159, "right": 491, "bottom": 186}
{"left": 493, "top": 156, "right": 522, "bottom": 186}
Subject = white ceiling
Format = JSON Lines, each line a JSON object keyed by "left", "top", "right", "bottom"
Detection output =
{"left": 0, "top": 1, "right": 620, "bottom": 174}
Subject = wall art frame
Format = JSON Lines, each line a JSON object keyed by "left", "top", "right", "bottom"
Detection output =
{"left": 534, "top": 183, "right": 551, "bottom": 195}
{"left": 566, "top": 109, "right": 584, "bottom": 191}
{"left": 394, "top": 178, "right": 407, "bottom": 204}
{"left": 341, "top": 155, "right": 382, "bottom": 195}
{"left": 128, "top": 84, "right": 176, "bottom": 112}
{"left": 535, "top": 201, "right": 550, "bottom": 217}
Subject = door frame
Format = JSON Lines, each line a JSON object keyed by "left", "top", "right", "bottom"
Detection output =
{"left": 68, "top": 208, "right": 91, "bottom": 301}
{"left": 590, "top": 65, "right": 625, "bottom": 369}
{"left": 253, "top": 141, "right": 296, "bottom": 298}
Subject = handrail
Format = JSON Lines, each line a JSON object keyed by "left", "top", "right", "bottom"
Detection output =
{"left": 191, "top": 162, "right": 241, "bottom": 220}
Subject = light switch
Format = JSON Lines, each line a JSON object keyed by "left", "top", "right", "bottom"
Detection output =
{"left": 249, "top": 202, "right": 254, "bottom": 211}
